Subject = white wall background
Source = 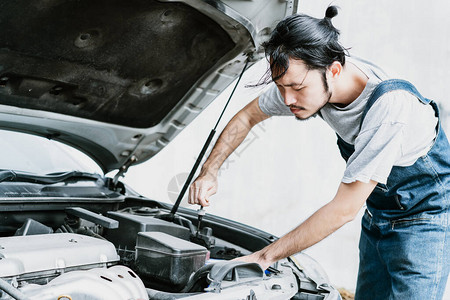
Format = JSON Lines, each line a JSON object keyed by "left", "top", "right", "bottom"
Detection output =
{"left": 123, "top": 0, "right": 450, "bottom": 294}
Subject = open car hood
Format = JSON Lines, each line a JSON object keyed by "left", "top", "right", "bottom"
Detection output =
{"left": 0, "top": 0, "right": 296, "bottom": 173}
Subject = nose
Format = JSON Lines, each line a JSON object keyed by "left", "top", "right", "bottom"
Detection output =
{"left": 282, "top": 89, "right": 296, "bottom": 106}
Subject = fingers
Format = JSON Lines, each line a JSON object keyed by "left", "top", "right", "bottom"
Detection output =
{"left": 231, "top": 251, "right": 271, "bottom": 270}
{"left": 188, "top": 177, "right": 217, "bottom": 207}
{"left": 188, "top": 183, "right": 195, "bottom": 205}
{"left": 198, "top": 185, "right": 210, "bottom": 206}
{"left": 188, "top": 182, "right": 199, "bottom": 205}
{"left": 189, "top": 185, "right": 212, "bottom": 207}
{"left": 200, "top": 197, "right": 210, "bottom": 207}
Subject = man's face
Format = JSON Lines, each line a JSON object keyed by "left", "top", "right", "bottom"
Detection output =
{"left": 273, "top": 58, "right": 332, "bottom": 120}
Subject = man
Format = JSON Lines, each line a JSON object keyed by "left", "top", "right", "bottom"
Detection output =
{"left": 188, "top": 6, "right": 450, "bottom": 300}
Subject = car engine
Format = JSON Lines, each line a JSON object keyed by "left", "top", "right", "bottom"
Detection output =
{"left": 0, "top": 203, "right": 330, "bottom": 300}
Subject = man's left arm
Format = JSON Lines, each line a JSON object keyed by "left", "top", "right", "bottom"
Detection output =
{"left": 237, "top": 180, "right": 378, "bottom": 270}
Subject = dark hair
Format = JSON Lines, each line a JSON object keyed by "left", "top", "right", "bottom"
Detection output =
{"left": 262, "top": 6, "right": 347, "bottom": 82}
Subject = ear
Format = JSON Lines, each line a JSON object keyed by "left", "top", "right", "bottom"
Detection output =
{"left": 328, "top": 61, "right": 343, "bottom": 78}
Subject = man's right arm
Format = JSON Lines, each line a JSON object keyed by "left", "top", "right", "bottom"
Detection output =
{"left": 188, "top": 97, "right": 270, "bottom": 207}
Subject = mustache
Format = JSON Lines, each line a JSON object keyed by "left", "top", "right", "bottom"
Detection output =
{"left": 287, "top": 105, "right": 305, "bottom": 110}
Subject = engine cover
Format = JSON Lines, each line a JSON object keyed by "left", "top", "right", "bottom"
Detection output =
{"left": 18, "top": 266, "right": 149, "bottom": 300}
{"left": 0, "top": 233, "right": 119, "bottom": 280}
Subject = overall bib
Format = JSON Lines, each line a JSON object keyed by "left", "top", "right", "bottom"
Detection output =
{"left": 337, "top": 80, "right": 450, "bottom": 300}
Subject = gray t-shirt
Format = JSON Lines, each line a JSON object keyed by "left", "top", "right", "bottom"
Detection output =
{"left": 258, "top": 57, "right": 438, "bottom": 184}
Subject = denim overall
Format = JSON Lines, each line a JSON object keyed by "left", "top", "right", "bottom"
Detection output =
{"left": 337, "top": 79, "right": 450, "bottom": 300}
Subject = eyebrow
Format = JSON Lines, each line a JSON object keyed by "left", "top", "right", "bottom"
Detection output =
{"left": 275, "top": 82, "right": 303, "bottom": 87}
{"left": 274, "top": 69, "right": 310, "bottom": 87}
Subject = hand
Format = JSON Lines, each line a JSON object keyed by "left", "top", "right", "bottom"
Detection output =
{"left": 188, "top": 172, "right": 218, "bottom": 207}
{"left": 233, "top": 250, "right": 273, "bottom": 271}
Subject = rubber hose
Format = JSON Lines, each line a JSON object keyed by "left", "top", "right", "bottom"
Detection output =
{"left": 0, "top": 278, "right": 30, "bottom": 300}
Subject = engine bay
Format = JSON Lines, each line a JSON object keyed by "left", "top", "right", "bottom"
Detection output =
{"left": 0, "top": 199, "right": 329, "bottom": 300}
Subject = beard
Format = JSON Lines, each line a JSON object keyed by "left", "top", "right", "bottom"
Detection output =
{"left": 293, "top": 97, "right": 328, "bottom": 121}
{"left": 292, "top": 69, "right": 332, "bottom": 122}
{"left": 295, "top": 112, "right": 318, "bottom": 122}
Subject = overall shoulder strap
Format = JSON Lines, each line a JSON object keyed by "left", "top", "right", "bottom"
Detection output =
{"left": 360, "top": 79, "right": 432, "bottom": 126}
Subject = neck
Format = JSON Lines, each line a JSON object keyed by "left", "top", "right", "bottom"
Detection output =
{"left": 330, "top": 62, "right": 368, "bottom": 107}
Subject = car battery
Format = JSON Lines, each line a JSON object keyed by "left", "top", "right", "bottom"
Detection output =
{"left": 135, "top": 231, "right": 207, "bottom": 290}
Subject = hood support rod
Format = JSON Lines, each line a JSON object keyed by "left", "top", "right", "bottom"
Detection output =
{"left": 169, "top": 58, "right": 250, "bottom": 217}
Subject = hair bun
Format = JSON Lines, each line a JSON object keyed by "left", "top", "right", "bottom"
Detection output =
{"left": 325, "top": 6, "right": 339, "bottom": 19}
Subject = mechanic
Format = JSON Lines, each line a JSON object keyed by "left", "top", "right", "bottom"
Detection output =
{"left": 188, "top": 6, "right": 450, "bottom": 300}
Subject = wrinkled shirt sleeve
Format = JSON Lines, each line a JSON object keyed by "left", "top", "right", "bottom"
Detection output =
{"left": 342, "top": 93, "right": 408, "bottom": 184}
{"left": 343, "top": 123, "right": 404, "bottom": 184}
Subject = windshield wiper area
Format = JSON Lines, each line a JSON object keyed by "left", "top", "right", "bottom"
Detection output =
{"left": 0, "top": 170, "right": 102, "bottom": 184}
